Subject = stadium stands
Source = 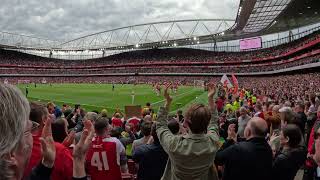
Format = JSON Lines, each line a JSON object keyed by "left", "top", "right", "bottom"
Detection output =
{"left": 0, "top": 29, "right": 319, "bottom": 79}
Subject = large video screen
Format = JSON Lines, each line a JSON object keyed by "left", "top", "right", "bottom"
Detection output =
{"left": 240, "top": 37, "right": 262, "bottom": 50}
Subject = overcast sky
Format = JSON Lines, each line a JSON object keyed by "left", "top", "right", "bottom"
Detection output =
{"left": 0, "top": 0, "right": 239, "bottom": 42}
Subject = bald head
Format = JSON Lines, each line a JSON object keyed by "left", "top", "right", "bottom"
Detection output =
{"left": 246, "top": 117, "right": 268, "bottom": 138}
{"left": 143, "top": 115, "right": 152, "bottom": 123}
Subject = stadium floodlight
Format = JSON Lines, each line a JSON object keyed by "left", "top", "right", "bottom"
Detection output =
{"left": 221, "top": 32, "right": 225, "bottom": 35}
{"left": 193, "top": 37, "right": 197, "bottom": 40}
{"left": 197, "top": 41, "right": 200, "bottom": 44}
{"left": 173, "top": 43, "right": 177, "bottom": 47}
{"left": 135, "top": 44, "right": 139, "bottom": 48}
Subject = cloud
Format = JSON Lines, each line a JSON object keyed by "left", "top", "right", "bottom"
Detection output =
{"left": 0, "top": 0, "right": 239, "bottom": 43}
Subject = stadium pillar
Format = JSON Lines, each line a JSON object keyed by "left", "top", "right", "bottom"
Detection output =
{"left": 213, "top": 39, "right": 217, "bottom": 51}
{"left": 289, "top": 30, "right": 293, "bottom": 42}
{"left": 49, "top": 51, "right": 53, "bottom": 58}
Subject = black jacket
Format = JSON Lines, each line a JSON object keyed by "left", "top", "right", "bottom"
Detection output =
{"left": 215, "top": 137, "right": 273, "bottom": 180}
{"left": 272, "top": 146, "right": 307, "bottom": 180}
{"left": 295, "top": 112, "right": 307, "bottom": 135}
{"left": 132, "top": 141, "right": 168, "bottom": 180}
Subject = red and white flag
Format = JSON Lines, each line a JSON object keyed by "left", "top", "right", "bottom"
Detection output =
{"left": 220, "top": 74, "right": 233, "bottom": 89}
{"left": 231, "top": 73, "right": 239, "bottom": 94}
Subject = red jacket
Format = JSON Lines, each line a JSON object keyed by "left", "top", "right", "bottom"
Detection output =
{"left": 23, "top": 130, "right": 73, "bottom": 180}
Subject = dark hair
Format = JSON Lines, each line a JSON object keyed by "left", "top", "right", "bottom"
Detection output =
{"left": 185, "top": 104, "right": 211, "bottom": 134}
{"left": 63, "top": 109, "right": 72, "bottom": 119}
{"left": 52, "top": 118, "right": 68, "bottom": 143}
{"left": 110, "top": 127, "right": 122, "bottom": 138}
{"left": 168, "top": 120, "right": 180, "bottom": 134}
{"left": 151, "top": 123, "right": 159, "bottom": 143}
{"left": 75, "top": 104, "right": 81, "bottom": 110}
{"left": 296, "top": 101, "right": 305, "bottom": 110}
{"left": 30, "top": 102, "right": 48, "bottom": 124}
{"left": 92, "top": 110, "right": 99, "bottom": 114}
{"left": 141, "top": 122, "right": 152, "bottom": 136}
{"left": 282, "top": 124, "right": 302, "bottom": 148}
{"left": 94, "top": 116, "right": 109, "bottom": 135}
{"left": 146, "top": 102, "right": 151, "bottom": 106}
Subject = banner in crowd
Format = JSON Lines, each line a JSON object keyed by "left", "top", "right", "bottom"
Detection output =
{"left": 220, "top": 74, "right": 233, "bottom": 89}
{"left": 231, "top": 74, "right": 239, "bottom": 94}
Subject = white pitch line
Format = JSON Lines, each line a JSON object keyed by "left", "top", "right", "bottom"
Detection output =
{"left": 151, "top": 89, "right": 199, "bottom": 105}
{"left": 28, "top": 96, "right": 118, "bottom": 110}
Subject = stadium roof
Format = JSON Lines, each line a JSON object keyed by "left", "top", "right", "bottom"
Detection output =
{"left": 231, "top": 0, "right": 320, "bottom": 34}
{"left": 0, "top": 0, "right": 319, "bottom": 51}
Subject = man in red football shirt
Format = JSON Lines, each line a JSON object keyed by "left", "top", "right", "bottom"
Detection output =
{"left": 86, "top": 116, "right": 128, "bottom": 180}
{"left": 24, "top": 102, "right": 73, "bottom": 180}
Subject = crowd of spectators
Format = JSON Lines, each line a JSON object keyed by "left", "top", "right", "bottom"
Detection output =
{"left": 0, "top": 29, "right": 319, "bottom": 69}
{"left": 0, "top": 52, "right": 319, "bottom": 75}
{"left": 1, "top": 73, "right": 320, "bottom": 180}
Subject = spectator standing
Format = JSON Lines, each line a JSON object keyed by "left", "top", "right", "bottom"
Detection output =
{"left": 272, "top": 124, "right": 307, "bottom": 180}
{"left": 156, "top": 83, "right": 220, "bottom": 180}
{"left": 215, "top": 117, "right": 273, "bottom": 180}
{"left": 133, "top": 123, "right": 168, "bottom": 180}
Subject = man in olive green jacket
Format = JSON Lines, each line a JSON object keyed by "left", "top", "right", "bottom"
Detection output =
{"left": 156, "top": 83, "right": 220, "bottom": 180}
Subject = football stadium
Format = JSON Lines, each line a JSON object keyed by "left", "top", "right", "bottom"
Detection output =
{"left": 1, "top": 0, "right": 320, "bottom": 179}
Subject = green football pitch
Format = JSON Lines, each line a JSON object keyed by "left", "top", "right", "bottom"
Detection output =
{"left": 17, "top": 84, "right": 209, "bottom": 114}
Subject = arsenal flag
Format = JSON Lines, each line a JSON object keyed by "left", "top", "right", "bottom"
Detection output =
{"left": 231, "top": 73, "right": 239, "bottom": 94}
{"left": 220, "top": 74, "right": 233, "bottom": 89}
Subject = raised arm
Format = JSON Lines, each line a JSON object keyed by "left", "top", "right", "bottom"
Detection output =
{"left": 207, "top": 83, "right": 219, "bottom": 138}
{"left": 156, "top": 83, "right": 177, "bottom": 152}
{"left": 73, "top": 120, "right": 94, "bottom": 179}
